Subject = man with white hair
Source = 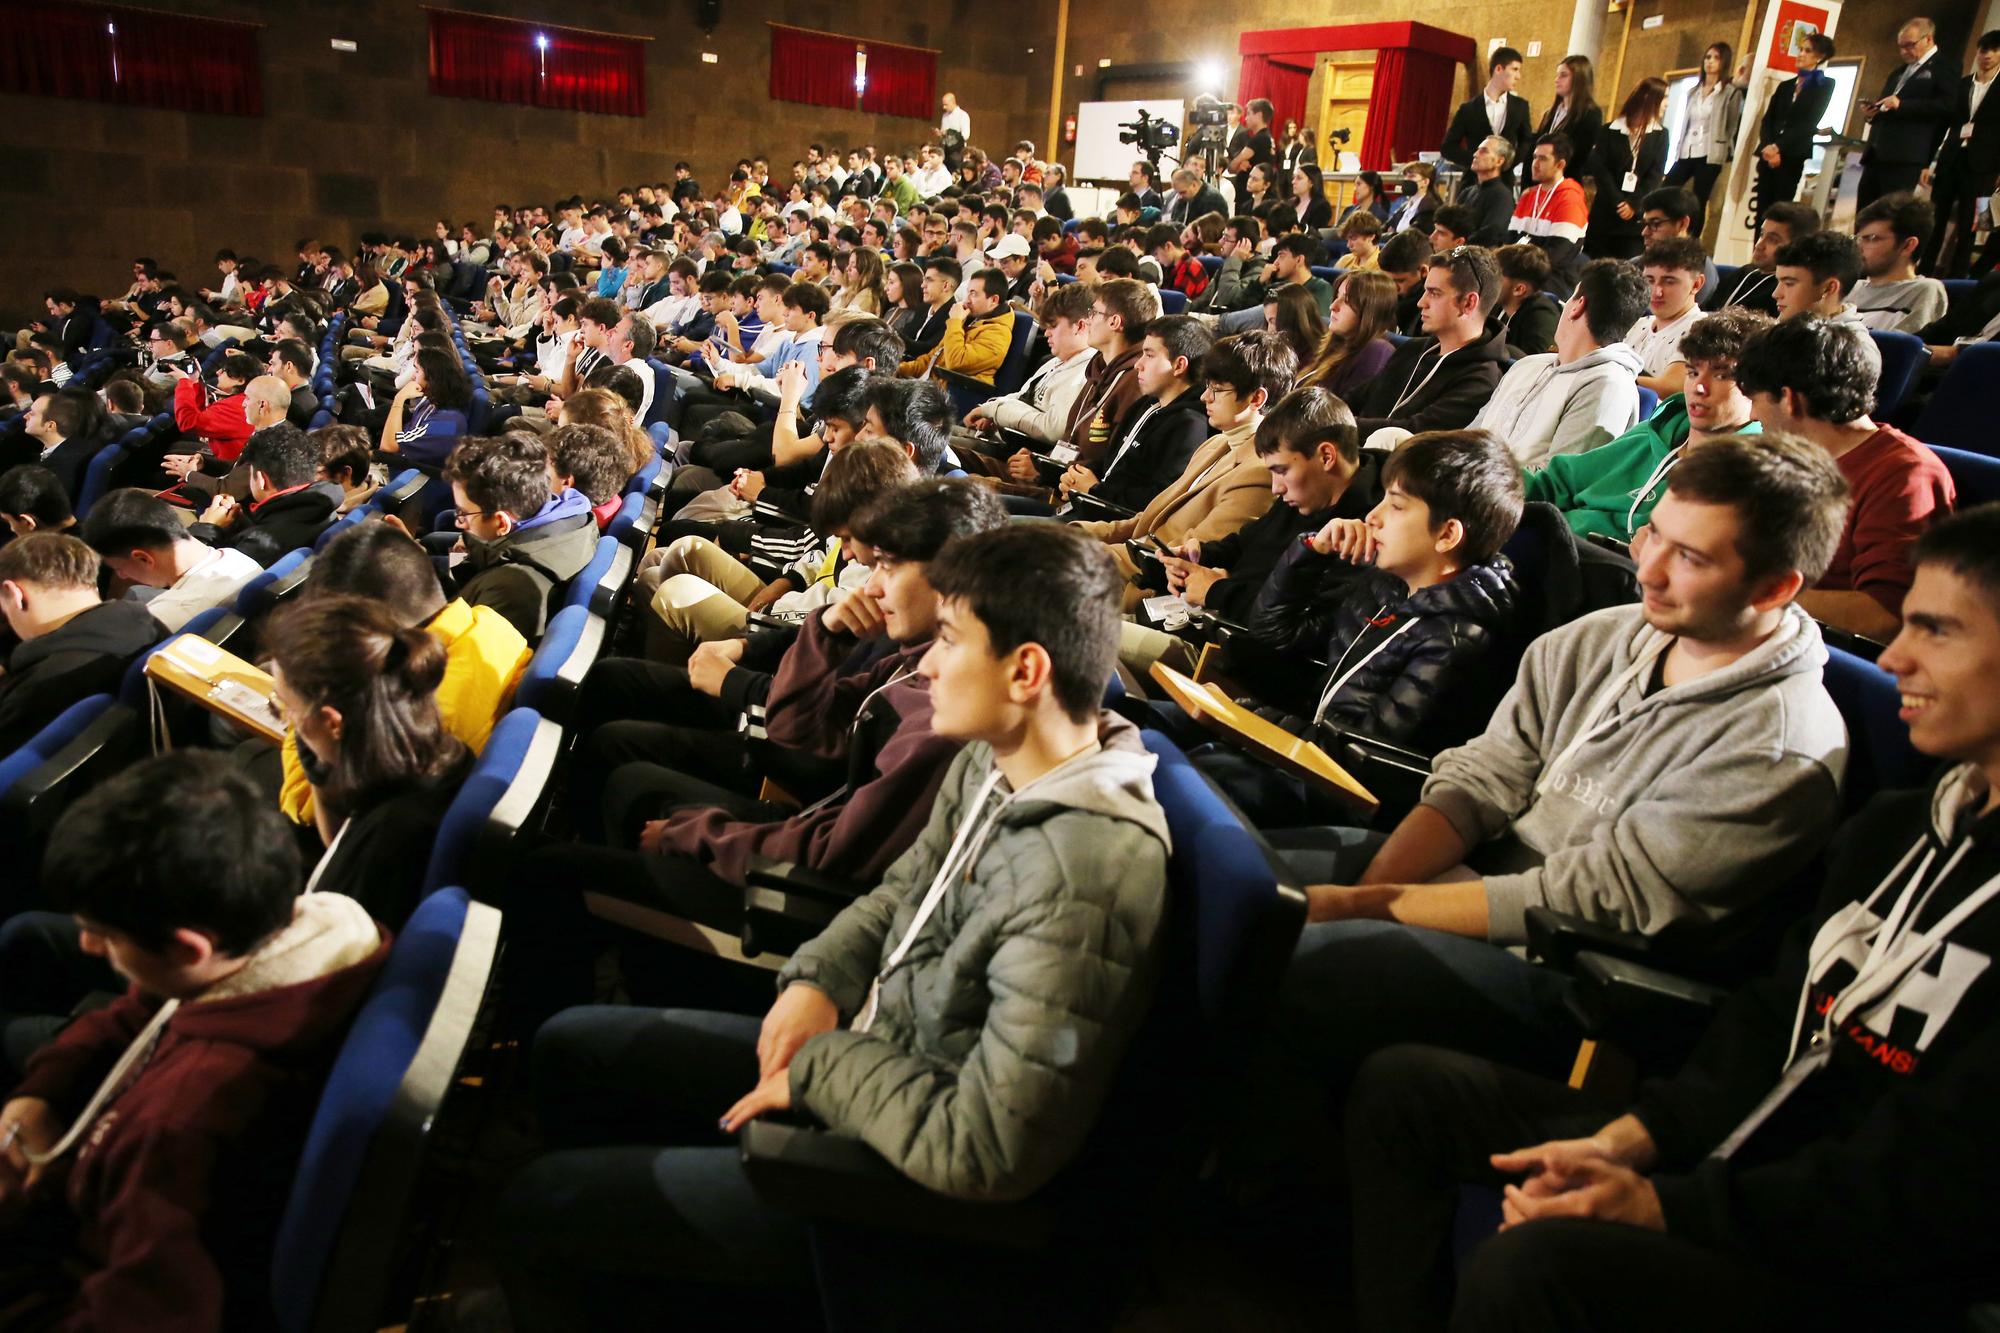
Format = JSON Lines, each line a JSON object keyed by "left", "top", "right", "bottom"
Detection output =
{"left": 1859, "top": 16, "right": 1953, "bottom": 206}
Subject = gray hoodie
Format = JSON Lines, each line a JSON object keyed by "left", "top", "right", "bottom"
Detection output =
{"left": 1424, "top": 603, "right": 1847, "bottom": 945}
{"left": 1471, "top": 342, "right": 1646, "bottom": 470}
{"left": 780, "top": 712, "right": 1170, "bottom": 1201}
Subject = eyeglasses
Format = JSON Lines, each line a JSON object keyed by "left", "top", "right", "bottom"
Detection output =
{"left": 453, "top": 507, "right": 495, "bottom": 526}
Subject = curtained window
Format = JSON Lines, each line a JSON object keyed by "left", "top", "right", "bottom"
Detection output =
{"left": 770, "top": 24, "right": 937, "bottom": 119}
{"left": 0, "top": 1, "right": 262, "bottom": 116}
{"left": 428, "top": 9, "right": 644, "bottom": 117}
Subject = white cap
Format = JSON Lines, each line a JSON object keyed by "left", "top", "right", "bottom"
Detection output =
{"left": 989, "top": 234, "right": 1033, "bottom": 261}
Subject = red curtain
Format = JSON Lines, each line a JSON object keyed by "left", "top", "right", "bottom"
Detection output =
{"left": 1236, "top": 54, "right": 1310, "bottom": 134}
{"left": 428, "top": 9, "right": 644, "bottom": 117}
{"left": 0, "top": 1, "right": 261, "bottom": 115}
{"left": 1362, "top": 47, "right": 1457, "bottom": 169}
{"left": 770, "top": 25, "right": 857, "bottom": 112}
{"left": 859, "top": 41, "right": 935, "bottom": 120}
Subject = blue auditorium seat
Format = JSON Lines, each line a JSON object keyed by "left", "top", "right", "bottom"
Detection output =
{"left": 1868, "top": 329, "right": 1925, "bottom": 420}
{"left": 1931, "top": 443, "right": 2000, "bottom": 508}
{"left": 421, "top": 707, "right": 563, "bottom": 894}
{"left": 1912, "top": 342, "right": 2000, "bottom": 455}
{"left": 513, "top": 604, "right": 606, "bottom": 723}
{"left": 1635, "top": 386, "right": 1660, "bottom": 421}
{"left": 1821, "top": 646, "right": 1934, "bottom": 813}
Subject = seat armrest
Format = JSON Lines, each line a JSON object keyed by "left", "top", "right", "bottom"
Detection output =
{"left": 1525, "top": 907, "right": 1658, "bottom": 971}
{"left": 743, "top": 857, "right": 865, "bottom": 904}
{"left": 739, "top": 1120, "right": 1056, "bottom": 1249}
{"left": 936, "top": 368, "right": 996, "bottom": 398}
{"left": 1564, "top": 950, "right": 1730, "bottom": 1042}
{"left": 1065, "top": 489, "right": 1138, "bottom": 521}
{"left": 740, "top": 883, "right": 843, "bottom": 959}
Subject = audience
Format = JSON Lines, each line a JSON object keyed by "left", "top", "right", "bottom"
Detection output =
{"left": 1850, "top": 192, "right": 1949, "bottom": 332}
{"left": 443, "top": 433, "right": 599, "bottom": 640}
{"left": 0, "top": 534, "right": 165, "bottom": 753}
{"left": 83, "top": 488, "right": 263, "bottom": 630}
{"left": 1347, "top": 245, "right": 1509, "bottom": 442}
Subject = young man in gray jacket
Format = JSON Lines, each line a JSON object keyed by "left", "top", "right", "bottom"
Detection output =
{"left": 497, "top": 524, "right": 1171, "bottom": 1325}
{"left": 1276, "top": 432, "right": 1852, "bottom": 1079}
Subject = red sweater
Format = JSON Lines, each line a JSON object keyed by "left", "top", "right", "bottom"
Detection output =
{"left": 14, "top": 914, "right": 389, "bottom": 1333}
{"left": 654, "top": 613, "right": 960, "bottom": 885}
{"left": 172, "top": 376, "right": 254, "bottom": 462}
{"left": 1824, "top": 425, "right": 1957, "bottom": 614}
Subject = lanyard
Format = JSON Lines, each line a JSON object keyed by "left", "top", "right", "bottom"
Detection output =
{"left": 1102, "top": 398, "right": 1166, "bottom": 479}
{"left": 1526, "top": 184, "right": 1562, "bottom": 225}
{"left": 1315, "top": 611, "right": 1422, "bottom": 726}
{"left": 1533, "top": 634, "right": 1671, "bottom": 798}
{"left": 1389, "top": 344, "right": 1450, "bottom": 418}
{"left": 1625, "top": 444, "right": 1685, "bottom": 537}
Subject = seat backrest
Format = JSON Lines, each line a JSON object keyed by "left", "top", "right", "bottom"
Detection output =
{"left": 270, "top": 886, "right": 500, "bottom": 1333}
{"left": 0, "top": 694, "right": 118, "bottom": 800}
{"left": 1159, "top": 289, "right": 1188, "bottom": 314}
{"left": 74, "top": 443, "right": 127, "bottom": 521}
{"left": 1931, "top": 443, "right": 2000, "bottom": 507}
{"left": 513, "top": 605, "right": 604, "bottom": 720}
{"left": 606, "top": 491, "right": 646, "bottom": 551}
{"left": 1823, "top": 645, "right": 1934, "bottom": 813}
{"left": 422, "top": 707, "right": 562, "bottom": 895}
{"left": 234, "top": 547, "right": 315, "bottom": 617}
{"left": 642, "top": 358, "right": 676, "bottom": 428}
{"left": 1869, "top": 329, "right": 1926, "bottom": 420}
{"left": 1635, "top": 386, "right": 1659, "bottom": 422}
{"left": 992, "top": 314, "right": 1039, "bottom": 396}
{"left": 1913, "top": 342, "right": 2000, "bottom": 455}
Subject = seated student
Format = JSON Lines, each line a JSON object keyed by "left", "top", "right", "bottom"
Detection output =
{"left": 1492, "top": 243, "right": 1563, "bottom": 357}
{"left": 908, "top": 267, "right": 1016, "bottom": 384}
{"left": 315, "top": 422, "right": 378, "bottom": 515}
{"left": 1510, "top": 133, "right": 1590, "bottom": 292}
{"left": 642, "top": 440, "right": 917, "bottom": 663}
{"left": 1346, "top": 245, "right": 1510, "bottom": 444}
{"left": 495, "top": 524, "right": 1169, "bottom": 1326}
{"left": 1297, "top": 270, "right": 1399, "bottom": 396}
{"left": 1772, "top": 230, "right": 1883, "bottom": 376}
{"left": 1343, "top": 503, "right": 2000, "bottom": 1333}
{"left": 1425, "top": 204, "right": 1475, "bottom": 256}
{"left": 1335, "top": 210, "right": 1386, "bottom": 274}
{"left": 1055, "top": 313, "right": 1215, "bottom": 514}
{"left": 1525, "top": 306, "right": 1769, "bottom": 542}
{"left": 1625, "top": 237, "right": 1708, "bottom": 397}
{"left": 1471, "top": 257, "right": 1648, "bottom": 468}
{"left": 18, "top": 390, "right": 104, "bottom": 503}
{"left": 276, "top": 520, "right": 529, "bottom": 828}
{"left": 185, "top": 422, "right": 341, "bottom": 566}
{"left": 0, "top": 752, "right": 386, "bottom": 1329}
{"left": 164, "top": 350, "right": 259, "bottom": 476}
{"left": 958, "top": 280, "right": 1096, "bottom": 449}
{"left": 1070, "top": 332, "right": 1296, "bottom": 610}
{"left": 0, "top": 463, "right": 78, "bottom": 537}
{"left": 266, "top": 595, "right": 471, "bottom": 924}
{"left": 695, "top": 279, "right": 829, "bottom": 424}
{"left": 377, "top": 346, "right": 472, "bottom": 468}
{"left": 1004, "top": 277, "right": 1157, "bottom": 488}
{"left": 1202, "top": 430, "right": 1523, "bottom": 822}
{"left": 1636, "top": 187, "right": 1724, "bottom": 307}
{"left": 442, "top": 433, "right": 599, "bottom": 641}
{"left": 549, "top": 421, "right": 630, "bottom": 529}
{"left": 83, "top": 488, "right": 262, "bottom": 631}
{"left": 1736, "top": 316, "right": 1956, "bottom": 642}
{"left": 1189, "top": 216, "right": 1266, "bottom": 314}
{"left": 0, "top": 533, "right": 164, "bottom": 754}
{"left": 891, "top": 257, "right": 958, "bottom": 371}
{"left": 1850, "top": 192, "right": 1948, "bottom": 334}
{"left": 1714, "top": 199, "right": 1816, "bottom": 316}
{"left": 509, "top": 481, "right": 1007, "bottom": 1016}
{"left": 1274, "top": 433, "right": 1849, "bottom": 1081}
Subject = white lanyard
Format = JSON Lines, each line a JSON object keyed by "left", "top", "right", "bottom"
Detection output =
{"left": 304, "top": 817, "right": 352, "bottom": 895}
{"left": 1102, "top": 398, "right": 1166, "bottom": 479}
{"left": 27, "top": 998, "right": 181, "bottom": 1166}
{"left": 1314, "top": 612, "right": 1422, "bottom": 726}
{"left": 1526, "top": 184, "right": 1561, "bottom": 226}
{"left": 1533, "top": 634, "right": 1671, "bottom": 798}
{"left": 1625, "top": 444, "right": 1686, "bottom": 537}
{"left": 1388, "top": 345, "right": 1450, "bottom": 418}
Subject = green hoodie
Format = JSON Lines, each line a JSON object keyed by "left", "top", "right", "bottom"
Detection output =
{"left": 1522, "top": 394, "right": 1762, "bottom": 542}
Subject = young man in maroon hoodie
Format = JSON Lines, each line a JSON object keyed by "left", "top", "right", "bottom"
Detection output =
{"left": 0, "top": 752, "right": 388, "bottom": 1331}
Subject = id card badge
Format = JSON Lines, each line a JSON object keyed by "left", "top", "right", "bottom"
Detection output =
{"left": 1621, "top": 170, "right": 1640, "bottom": 193}
{"left": 1049, "top": 442, "right": 1078, "bottom": 466}
{"left": 1965, "top": 121, "right": 1978, "bottom": 143}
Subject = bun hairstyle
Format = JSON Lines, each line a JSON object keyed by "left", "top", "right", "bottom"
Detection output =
{"left": 265, "top": 594, "right": 464, "bottom": 816}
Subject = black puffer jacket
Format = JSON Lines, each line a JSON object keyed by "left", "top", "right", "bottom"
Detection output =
{"left": 1249, "top": 538, "right": 1520, "bottom": 751}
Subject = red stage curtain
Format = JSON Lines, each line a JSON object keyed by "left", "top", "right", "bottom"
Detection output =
{"left": 1363, "top": 46, "right": 1457, "bottom": 169}
{"left": 0, "top": 2, "right": 261, "bottom": 116}
{"left": 770, "top": 25, "right": 857, "bottom": 112}
{"left": 1237, "top": 53, "right": 1310, "bottom": 133}
{"left": 859, "top": 41, "right": 935, "bottom": 120}
{"left": 428, "top": 9, "right": 644, "bottom": 117}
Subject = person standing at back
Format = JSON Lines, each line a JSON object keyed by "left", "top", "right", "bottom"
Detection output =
{"left": 1859, "top": 16, "right": 1954, "bottom": 207}
{"left": 1922, "top": 29, "right": 2000, "bottom": 277}
{"left": 1442, "top": 47, "right": 1534, "bottom": 185}
{"left": 1753, "top": 32, "right": 1836, "bottom": 226}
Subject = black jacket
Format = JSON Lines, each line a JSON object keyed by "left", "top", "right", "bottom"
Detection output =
{"left": 1936, "top": 72, "right": 2000, "bottom": 181}
{"left": 314, "top": 763, "right": 470, "bottom": 927}
{"left": 1866, "top": 53, "right": 1956, "bottom": 168}
{"left": 1200, "top": 450, "right": 1385, "bottom": 624}
{"left": 1249, "top": 545, "right": 1519, "bottom": 750}
{"left": 188, "top": 481, "right": 340, "bottom": 568}
{"left": 451, "top": 507, "right": 600, "bottom": 641}
{"left": 1466, "top": 176, "right": 1518, "bottom": 247}
{"left": 1758, "top": 72, "right": 1836, "bottom": 166}
{"left": 37, "top": 435, "right": 105, "bottom": 505}
{"left": 1044, "top": 188, "right": 1075, "bottom": 222}
{"left": 287, "top": 384, "right": 319, "bottom": 428}
{"left": 1347, "top": 324, "right": 1510, "bottom": 438}
{"left": 1440, "top": 92, "right": 1534, "bottom": 175}
{"left": 1589, "top": 123, "right": 1669, "bottom": 245}
{"left": 1630, "top": 768, "right": 2000, "bottom": 1310}
{"left": 1166, "top": 186, "right": 1229, "bottom": 226}
{"left": 0, "top": 600, "right": 162, "bottom": 754}
{"left": 1498, "top": 291, "right": 1562, "bottom": 358}
{"left": 1538, "top": 102, "right": 1604, "bottom": 181}
{"left": 1090, "top": 389, "right": 1212, "bottom": 513}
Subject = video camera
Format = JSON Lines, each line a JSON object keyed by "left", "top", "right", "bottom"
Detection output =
{"left": 1187, "top": 96, "right": 1232, "bottom": 129}
{"left": 1118, "top": 110, "right": 1181, "bottom": 168}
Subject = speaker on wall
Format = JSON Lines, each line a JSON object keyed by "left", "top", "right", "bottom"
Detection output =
{"left": 697, "top": 0, "right": 721, "bottom": 31}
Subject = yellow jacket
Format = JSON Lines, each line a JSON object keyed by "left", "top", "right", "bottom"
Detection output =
{"left": 280, "top": 598, "right": 532, "bottom": 824}
{"left": 905, "top": 308, "right": 1014, "bottom": 382}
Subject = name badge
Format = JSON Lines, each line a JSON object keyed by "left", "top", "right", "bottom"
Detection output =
{"left": 1964, "top": 122, "right": 1978, "bottom": 142}
{"left": 1621, "top": 171, "right": 1640, "bottom": 194}
{"left": 1050, "top": 442, "right": 1078, "bottom": 465}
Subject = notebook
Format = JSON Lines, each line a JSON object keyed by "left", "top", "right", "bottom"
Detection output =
{"left": 1148, "top": 661, "right": 1378, "bottom": 817}
{"left": 144, "top": 633, "right": 287, "bottom": 745}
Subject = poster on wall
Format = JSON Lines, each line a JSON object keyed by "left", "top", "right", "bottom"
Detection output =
{"left": 1767, "top": 1, "right": 1836, "bottom": 75}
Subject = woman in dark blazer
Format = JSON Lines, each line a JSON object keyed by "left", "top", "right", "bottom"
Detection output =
{"left": 1754, "top": 33, "right": 1838, "bottom": 225}
{"left": 1588, "top": 77, "right": 1669, "bottom": 259}
{"left": 1536, "top": 54, "right": 1604, "bottom": 182}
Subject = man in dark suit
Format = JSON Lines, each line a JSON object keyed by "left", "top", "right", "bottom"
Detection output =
{"left": 1164, "top": 167, "right": 1228, "bottom": 226}
{"left": 1440, "top": 47, "right": 1533, "bottom": 184}
{"left": 1922, "top": 30, "right": 2000, "bottom": 277}
{"left": 1859, "top": 16, "right": 1955, "bottom": 207}
{"left": 1754, "top": 32, "right": 1838, "bottom": 226}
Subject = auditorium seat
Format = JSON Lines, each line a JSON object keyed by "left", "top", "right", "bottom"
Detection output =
{"left": 1635, "top": 385, "right": 1659, "bottom": 421}
{"left": 606, "top": 491, "right": 647, "bottom": 553}
{"left": 426, "top": 706, "right": 563, "bottom": 896}
{"left": 1911, "top": 342, "right": 2000, "bottom": 456}
{"left": 563, "top": 533, "right": 636, "bottom": 617}
{"left": 233, "top": 548, "right": 315, "bottom": 618}
{"left": 0, "top": 694, "right": 141, "bottom": 911}
{"left": 1159, "top": 289, "right": 1188, "bottom": 314}
{"left": 1932, "top": 443, "right": 2000, "bottom": 508}
{"left": 1868, "top": 329, "right": 1925, "bottom": 420}
{"left": 270, "top": 885, "right": 500, "bottom": 1333}
{"left": 512, "top": 605, "right": 606, "bottom": 725}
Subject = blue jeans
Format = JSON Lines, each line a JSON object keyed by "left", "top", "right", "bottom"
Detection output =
{"left": 495, "top": 1007, "right": 813, "bottom": 1330}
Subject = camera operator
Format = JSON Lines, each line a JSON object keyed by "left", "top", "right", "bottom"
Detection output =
{"left": 1227, "top": 98, "right": 1278, "bottom": 210}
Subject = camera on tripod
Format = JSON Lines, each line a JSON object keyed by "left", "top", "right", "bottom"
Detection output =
{"left": 1118, "top": 110, "right": 1181, "bottom": 167}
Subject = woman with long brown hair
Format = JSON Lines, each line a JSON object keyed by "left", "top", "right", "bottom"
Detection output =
{"left": 1265, "top": 283, "right": 1330, "bottom": 370}
{"left": 1665, "top": 42, "right": 1744, "bottom": 231}
{"left": 1536, "top": 55, "right": 1603, "bottom": 180}
{"left": 1298, "top": 270, "right": 1399, "bottom": 395}
{"left": 1588, "top": 76, "right": 1670, "bottom": 259}
{"left": 831, "top": 246, "right": 888, "bottom": 317}
{"left": 558, "top": 386, "right": 651, "bottom": 480}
